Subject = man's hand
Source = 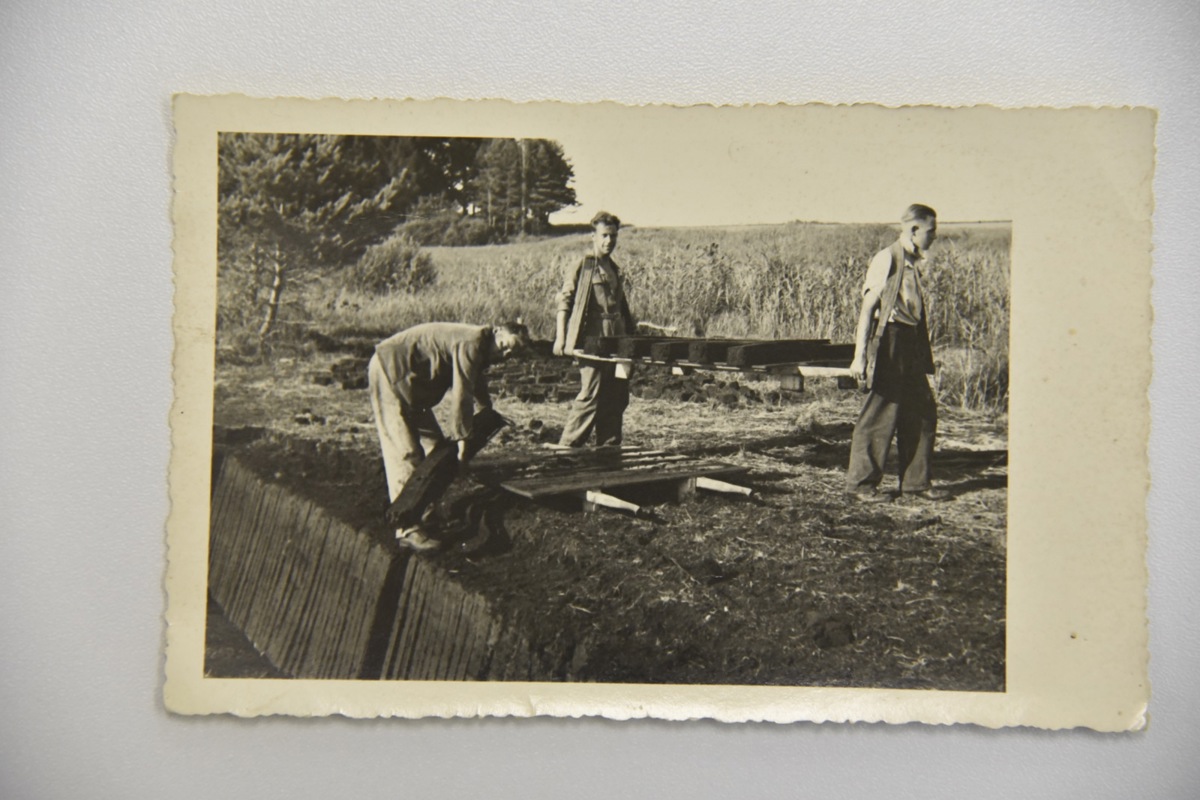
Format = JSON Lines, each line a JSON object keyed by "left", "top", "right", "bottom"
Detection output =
{"left": 552, "top": 338, "right": 565, "bottom": 357}
{"left": 457, "top": 439, "right": 471, "bottom": 464}
{"left": 850, "top": 354, "right": 867, "bottom": 383}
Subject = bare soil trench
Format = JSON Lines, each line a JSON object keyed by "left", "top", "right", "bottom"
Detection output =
{"left": 208, "top": 347, "right": 1007, "bottom": 690}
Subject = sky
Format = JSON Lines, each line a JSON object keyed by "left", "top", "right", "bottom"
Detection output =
{"left": 538, "top": 104, "right": 1020, "bottom": 227}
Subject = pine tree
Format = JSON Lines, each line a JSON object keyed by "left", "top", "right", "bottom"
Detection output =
{"left": 218, "top": 133, "right": 419, "bottom": 336}
{"left": 472, "top": 138, "right": 577, "bottom": 238}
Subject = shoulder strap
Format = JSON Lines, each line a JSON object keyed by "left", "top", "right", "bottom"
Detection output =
{"left": 563, "top": 256, "right": 597, "bottom": 353}
{"left": 872, "top": 242, "right": 907, "bottom": 344}
{"left": 575, "top": 255, "right": 596, "bottom": 299}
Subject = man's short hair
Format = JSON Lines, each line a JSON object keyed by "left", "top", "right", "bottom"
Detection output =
{"left": 590, "top": 211, "right": 621, "bottom": 229}
{"left": 901, "top": 204, "right": 937, "bottom": 224}
{"left": 496, "top": 321, "right": 532, "bottom": 347}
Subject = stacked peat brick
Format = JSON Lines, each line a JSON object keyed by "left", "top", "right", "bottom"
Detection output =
{"left": 305, "top": 333, "right": 855, "bottom": 402}
{"left": 208, "top": 455, "right": 564, "bottom": 680}
{"left": 580, "top": 334, "right": 855, "bottom": 369}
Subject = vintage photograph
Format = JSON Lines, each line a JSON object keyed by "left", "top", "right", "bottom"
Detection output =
{"left": 167, "top": 97, "right": 1149, "bottom": 727}
{"left": 205, "top": 132, "right": 1008, "bottom": 690}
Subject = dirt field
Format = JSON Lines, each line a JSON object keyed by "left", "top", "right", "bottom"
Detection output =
{"left": 209, "top": 345, "right": 1007, "bottom": 690}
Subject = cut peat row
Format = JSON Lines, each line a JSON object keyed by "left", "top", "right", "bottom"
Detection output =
{"left": 207, "top": 440, "right": 754, "bottom": 681}
{"left": 208, "top": 454, "right": 563, "bottom": 681}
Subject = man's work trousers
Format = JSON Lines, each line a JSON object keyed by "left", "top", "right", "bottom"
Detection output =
{"left": 559, "top": 361, "right": 630, "bottom": 447}
{"left": 368, "top": 354, "right": 445, "bottom": 504}
{"left": 846, "top": 322, "right": 937, "bottom": 494}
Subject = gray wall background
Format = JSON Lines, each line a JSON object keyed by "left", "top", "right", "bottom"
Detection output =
{"left": 2, "top": 1, "right": 1197, "bottom": 797}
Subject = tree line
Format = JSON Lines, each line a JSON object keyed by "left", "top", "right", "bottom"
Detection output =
{"left": 219, "top": 133, "right": 578, "bottom": 259}
{"left": 217, "top": 132, "right": 577, "bottom": 336}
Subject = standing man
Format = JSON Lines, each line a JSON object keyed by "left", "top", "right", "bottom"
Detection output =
{"left": 368, "top": 321, "right": 530, "bottom": 550}
{"left": 846, "top": 204, "right": 949, "bottom": 502}
{"left": 553, "top": 211, "right": 637, "bottom": 447}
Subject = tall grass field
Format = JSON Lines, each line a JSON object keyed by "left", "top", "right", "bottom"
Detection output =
{"left": 223, "top": 221, "right": 1010, "bottom": 412}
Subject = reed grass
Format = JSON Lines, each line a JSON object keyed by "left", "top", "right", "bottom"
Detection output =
{"left": 252, "top": 221, "right": 1010, "bottom": 411}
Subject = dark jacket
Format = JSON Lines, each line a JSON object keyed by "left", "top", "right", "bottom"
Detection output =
{"left": 865, "top": 241, "right": 934, "bottom": 388}
{"left": 557, "top": 255, "right": 636, "bottom": 353}
{"left": 374, "top": 322, "right": 492, "bottom": 440}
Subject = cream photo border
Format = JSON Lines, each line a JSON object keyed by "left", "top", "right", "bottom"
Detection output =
{"left": 165, "top": 95, "right": 1151, "bottom": 730}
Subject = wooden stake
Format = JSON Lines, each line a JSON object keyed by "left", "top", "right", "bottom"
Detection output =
{"left": 582, "top": 490, "right": 641, "bottom": 515}
{"left": 695, "top": 476, "right": 753, "bottom": 496}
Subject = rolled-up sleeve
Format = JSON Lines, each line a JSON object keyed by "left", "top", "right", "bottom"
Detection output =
{"left": 861, "top": 248, "right": 892, "bottom": 301}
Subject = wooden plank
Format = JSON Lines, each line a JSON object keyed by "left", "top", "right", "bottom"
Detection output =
{"left": 800, "top": 365, "right": 856, "bottom": 377}
{"left": 470, "top": 452, "right": 692, "bottom": 483}
{"left": 750, "top": 364, "right": 856, "bottom": 378}
{"left": 724, "top": 339, "right": 833, "bottom": 367}
{"left": 696, "top": 476, "right": 753, "bottom": 496}
{"left": 506, "top": 456, "right": 698, "bottom": 484}
{"left": 809, "top": 343, "right": 856, "bottom": 362}
{"left": 501, "top": 463, "right": 748, "bottom": 499}
{"left": 469, "top": 449, "right": 673, "bottom": 478}
{"left": 583, "top": 490, "right": 641, "bottom": 514}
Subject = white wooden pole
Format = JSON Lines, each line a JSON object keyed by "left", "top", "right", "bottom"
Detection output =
{"left": 583, "top": 490, "right": 641, "bottom": 514}
{"left": 695, "top": 476, "right": 753, "bottom": 496}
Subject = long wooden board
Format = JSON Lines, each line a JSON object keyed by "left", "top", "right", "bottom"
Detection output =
{"left": 499, "top": 462, "right": 749, "bottom": 500}
{"left": 471, "top": 446, "right": 747, "bottom": 501}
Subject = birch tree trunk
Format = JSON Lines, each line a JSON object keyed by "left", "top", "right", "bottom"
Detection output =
{"left": 258, "top": 241, "right": 285, "bottom": 338}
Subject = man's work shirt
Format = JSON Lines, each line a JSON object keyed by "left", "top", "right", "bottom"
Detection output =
{"left": 557, "top": 256, "right": 631, "bottom": 339}
{"left": 373, "top": 322, "right": 491, "bottom": 441}
{"left": 863, "top": 243, "right": 925, "bottom": 327}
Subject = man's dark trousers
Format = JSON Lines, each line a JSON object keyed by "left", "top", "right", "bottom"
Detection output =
{"left": 559, "top": 361, "right": 630, "bottom": 447}
{"left": 847, "top": 322, "right": 936, "bottom": 493}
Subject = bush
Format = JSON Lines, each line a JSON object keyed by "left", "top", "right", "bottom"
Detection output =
{"left": 397, "top": 212, "right": 493, "bottom": 246}
{"left": 348, "top": 236, "right": 437, "bottom": 295}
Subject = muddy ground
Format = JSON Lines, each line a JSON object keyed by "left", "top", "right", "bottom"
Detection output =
{"left": 209, "top": 344, "right": 1007, "bottom": 690}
